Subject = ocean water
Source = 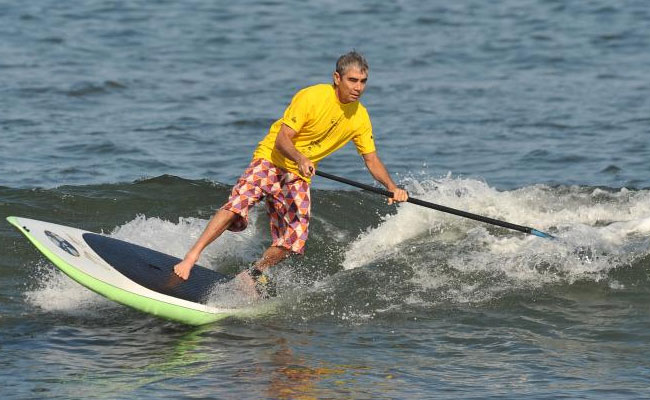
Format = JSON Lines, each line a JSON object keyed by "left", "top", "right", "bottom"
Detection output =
{"left": 2, "top": 0, "right": 650, "bottom": 399}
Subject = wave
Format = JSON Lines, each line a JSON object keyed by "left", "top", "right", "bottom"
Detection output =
{"left": 4, "top": 174, "right": 650, "bottom": 322}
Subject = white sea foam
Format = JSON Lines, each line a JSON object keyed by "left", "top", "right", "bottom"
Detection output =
{"left": 25, "top": 261, "right": 115, "bottom": 314}
{"left": 342, "top": 175, "right": 556, "bottom": 270}
{"left": 109, "top": 213, "right": 264, "bottom": 267}
{"left": 342, "top": 175, "right": 650, "bottom": 302}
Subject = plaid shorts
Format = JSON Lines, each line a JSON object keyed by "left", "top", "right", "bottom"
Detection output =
{"left": 222, "top": 158, "right": 311, "bottom": 254}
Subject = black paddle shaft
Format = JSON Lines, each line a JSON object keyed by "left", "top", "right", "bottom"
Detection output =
{"left": 314, "top": 170, "right": 554, "bottom": 239}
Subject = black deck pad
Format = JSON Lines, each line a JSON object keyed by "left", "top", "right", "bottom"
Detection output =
{"left": 83, "top": 233, "right": 231, "bottom": 304}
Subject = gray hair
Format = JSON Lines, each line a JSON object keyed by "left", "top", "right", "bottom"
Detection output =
{"left": 335, "top": 51, "right": 369, "bottom": 76}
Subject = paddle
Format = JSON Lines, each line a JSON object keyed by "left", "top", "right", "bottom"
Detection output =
{"left": 315, "top": 170, "right": 555, "bottom": 239}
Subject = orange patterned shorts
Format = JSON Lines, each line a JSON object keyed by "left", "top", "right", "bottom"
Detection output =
{"left": 222, "top": 158, "right": 311, "bottom": 254}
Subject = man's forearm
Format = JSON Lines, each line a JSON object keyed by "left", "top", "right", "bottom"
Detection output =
{"left": 363, "top": 152, "right": 408, "bottom": 204}
{"left": 275, "top": 124, "right": 305, "bottom": 164}
{"left": 274, "top": 124, "right": 315, "bottom": 177}
{"left": 364, "top": 153, "right": 398, "bottom": 190}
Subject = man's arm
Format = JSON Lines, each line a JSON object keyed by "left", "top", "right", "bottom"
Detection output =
{"left": 362, "top": 152, "right": 408, "bottom": 204}
{"left": 275, "top": 123, "right": 315, "bottom": 178}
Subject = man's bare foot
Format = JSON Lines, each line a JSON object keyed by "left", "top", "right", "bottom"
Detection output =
{"left": 173, "top": 258, "right": 196, "bottom": 280}
{"left": 235, "top": 269, "right": 261, "bottom": 299}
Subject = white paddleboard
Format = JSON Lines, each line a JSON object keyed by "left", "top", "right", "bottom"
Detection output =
{"left": 8, "top": 216, "right": 265, "bottom": 325}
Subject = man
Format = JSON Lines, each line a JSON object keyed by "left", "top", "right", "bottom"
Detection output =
{"left": 173, "top": 51, "right": 408, "bottom": 295}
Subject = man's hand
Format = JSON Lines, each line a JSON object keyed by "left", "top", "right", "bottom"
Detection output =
{"left": 388, "top": 187, "right": 409, "bottom": 205}
{"left": 275, "top": 124, "right": 316, "bottom": 178}
{"left": 298, "top": 156, "right": 315, "bottom": 178}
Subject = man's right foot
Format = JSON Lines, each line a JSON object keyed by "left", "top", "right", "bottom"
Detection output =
{"left": 247, "top": 267, "right": 277, "bottom": 299}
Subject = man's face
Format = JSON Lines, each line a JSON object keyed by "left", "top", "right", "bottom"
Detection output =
{"left": 333, "top": 67, "right": 368, "bottom": 104}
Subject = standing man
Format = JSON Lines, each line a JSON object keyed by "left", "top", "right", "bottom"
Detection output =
{"left": 173, "top": 51, "right": 408, "bottom": 295}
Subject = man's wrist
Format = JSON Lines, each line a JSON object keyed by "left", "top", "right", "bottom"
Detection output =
{"left": 184, "top": 252, "right": 199, "bottom": 263}
{"left": 296, "top": 154, "right": 309, "bottom": 165}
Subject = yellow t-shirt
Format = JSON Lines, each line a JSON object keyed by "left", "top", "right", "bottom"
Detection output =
{"left": 252, "top": 83, "right": 376, "bottom": 182}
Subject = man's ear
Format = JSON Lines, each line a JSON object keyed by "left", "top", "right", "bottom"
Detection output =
{"left": 333, "top": 72, "right": 341, "bottom": 86}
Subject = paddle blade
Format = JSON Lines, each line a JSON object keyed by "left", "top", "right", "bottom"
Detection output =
{"left": 530, "top": 229, "right": 555, "bottom": 240}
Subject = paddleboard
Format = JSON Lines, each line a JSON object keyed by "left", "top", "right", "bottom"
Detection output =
{"left": 7, "top": 216, "right": 261, "bottom": 325}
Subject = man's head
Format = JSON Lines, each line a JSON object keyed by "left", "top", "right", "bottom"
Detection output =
{"left": 333, "top": 51, "right": 369, "bottom": 104}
